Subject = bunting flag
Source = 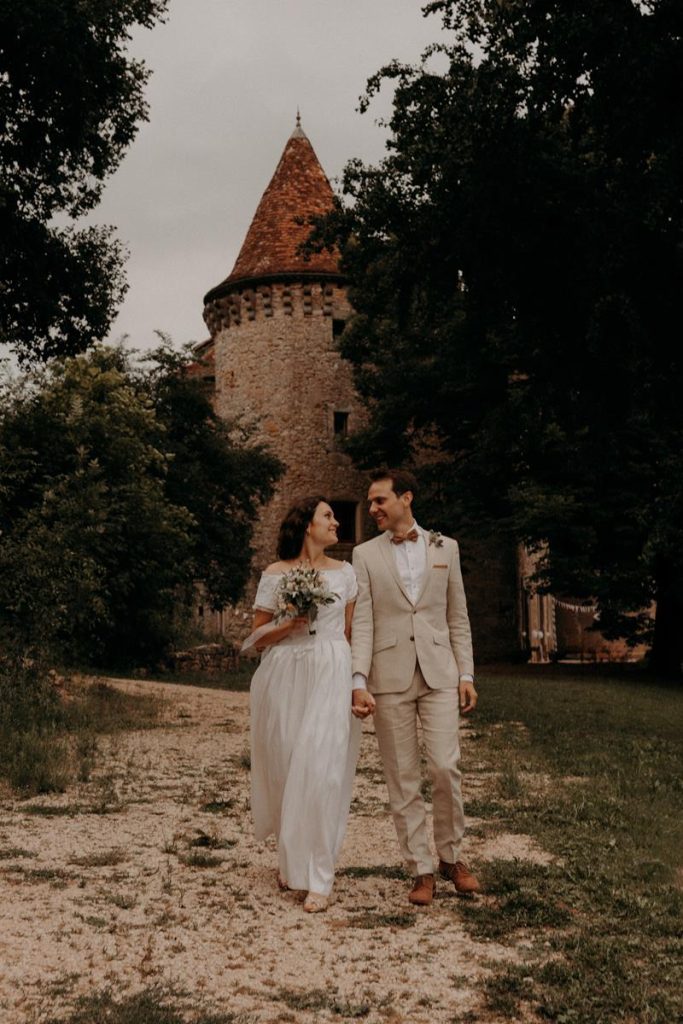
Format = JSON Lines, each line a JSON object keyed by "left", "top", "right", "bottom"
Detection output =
{"left": 553, "top": 598, "right": 599, "bottom": 615}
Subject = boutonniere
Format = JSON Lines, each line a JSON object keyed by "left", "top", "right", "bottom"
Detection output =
{"left": 428, "top": 530, "right": 444, "bottom": 548}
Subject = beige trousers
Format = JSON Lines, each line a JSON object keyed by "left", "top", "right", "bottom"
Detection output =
{"left": 373, "top": 666, "right": 464, "bottom": 877}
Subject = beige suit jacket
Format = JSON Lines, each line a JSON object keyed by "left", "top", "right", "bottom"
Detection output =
{"left": 351, "top": 531, "right": 474, "bottom": 694}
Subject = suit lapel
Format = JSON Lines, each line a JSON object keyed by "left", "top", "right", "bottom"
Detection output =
{"left": 414, "top": 530, "right": 436, "bottom": 607}
{"left": 377, "top": 533, "right": 414, "bottom": 605}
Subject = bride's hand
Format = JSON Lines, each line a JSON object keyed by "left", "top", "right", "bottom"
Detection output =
{"left": 252, "top": 615, "right": 308, "bottom": 650}
{"left": 283, "top": 616, "right": 309, "bottom": 634}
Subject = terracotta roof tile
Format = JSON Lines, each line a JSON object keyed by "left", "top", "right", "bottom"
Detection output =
{"left": 206, "top": 123, "right": 340, "bottom": 298}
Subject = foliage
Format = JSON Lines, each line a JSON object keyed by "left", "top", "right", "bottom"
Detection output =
{"left": 0, "top": 0, "right": 169, "bottom": 361}
{"left": 0, "top": 345, "right": 282, "bottom": 667}
{"left": 0, "top": 653, "right": 161, "bottom": 794}
{"left": 42, "top": 986, "right": 251, "bottom": 1024}
{"left": 138, "top": 343, "right": 282, "bottom": 611}
{"left": 318, "top": 0, "right": 683, "bottom": 674}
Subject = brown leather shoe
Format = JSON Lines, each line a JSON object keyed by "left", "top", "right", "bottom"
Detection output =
{"left": 408, "top": 873, "right": 435, "bottom": 905}
{"left": 439, "top": 859, "right": 481, "bottom": 894}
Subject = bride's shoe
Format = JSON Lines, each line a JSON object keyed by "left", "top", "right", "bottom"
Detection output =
{"left": 303, "top": 892, "right": 328, "bottom": 913}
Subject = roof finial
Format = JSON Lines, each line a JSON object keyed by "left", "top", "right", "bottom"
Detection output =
{"left": 291, "top": 107, "right": 306, "bottom": 140}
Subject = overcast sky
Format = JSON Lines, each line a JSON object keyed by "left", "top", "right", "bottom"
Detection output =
{"left": 89, "top": 0, "right": 442, "bottom": 351}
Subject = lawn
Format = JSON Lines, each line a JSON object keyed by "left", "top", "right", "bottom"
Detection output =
{"left": 457, "top": 666, "right": 682, "bottom": 1023}
{"left": 0, "top": 658, "right": 161, "bottom": 795}
{"left": 141, "top": 659, "right": 682, "bottom": 1022}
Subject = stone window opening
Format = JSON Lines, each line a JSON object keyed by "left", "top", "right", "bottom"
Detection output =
{"left": 328, "top": 500, "right": 358, "bottom": 558}
{"left": 333, "top": 410, "right": 349, "bottom": 439}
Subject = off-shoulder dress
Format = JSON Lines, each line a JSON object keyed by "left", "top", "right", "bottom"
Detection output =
{"left": 249, "top": 562, "right": 361, "bottom": 896}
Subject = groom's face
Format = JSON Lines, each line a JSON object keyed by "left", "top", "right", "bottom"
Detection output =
{"left": 367, "top": 479, "right": 413, "bottom": 533}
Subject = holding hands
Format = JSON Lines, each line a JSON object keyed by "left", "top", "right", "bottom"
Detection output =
{"left": 351, "top": 688, "right": 376, "bottom": 719}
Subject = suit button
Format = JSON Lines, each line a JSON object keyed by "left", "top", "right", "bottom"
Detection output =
{"left": 409, "top": 635, "right": 414, "bottom": 641}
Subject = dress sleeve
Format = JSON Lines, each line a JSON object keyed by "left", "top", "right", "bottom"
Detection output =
{"left": 253, "top": 573, "right": 280, "bottom": 613}
{"left": 343, "top": 561, "right": 358, "bottom": 603}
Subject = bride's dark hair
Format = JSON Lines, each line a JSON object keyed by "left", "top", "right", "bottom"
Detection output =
{"left": 277, "top": 495, "right": 328, "bottom": 560}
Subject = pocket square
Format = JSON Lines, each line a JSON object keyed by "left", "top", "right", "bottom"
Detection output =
{"left": 433, "top": 564, "right": 448, "bottom": 569}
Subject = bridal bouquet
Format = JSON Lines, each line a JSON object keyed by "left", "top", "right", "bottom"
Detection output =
{"left": 274, "top": 565, "right": 338, "bottom": 633}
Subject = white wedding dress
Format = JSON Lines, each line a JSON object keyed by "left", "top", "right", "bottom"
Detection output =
{"left": 249, "top": 562, "right": 361, "bottom": 895}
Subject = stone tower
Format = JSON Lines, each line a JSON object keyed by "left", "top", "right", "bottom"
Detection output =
{"left": 202, "top": 118, "right": 368, "bottom": 631}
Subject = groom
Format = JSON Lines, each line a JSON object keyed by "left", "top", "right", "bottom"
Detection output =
{"left": 351, "top": 469, "right": 480, "bottom": 905}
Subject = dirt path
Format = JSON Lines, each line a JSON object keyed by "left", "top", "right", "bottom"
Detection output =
{"left": 0, "top": 679, "right": 552, "bottom": 1023}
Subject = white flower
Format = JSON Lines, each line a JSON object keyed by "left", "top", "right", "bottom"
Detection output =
{"left": 273, "top": 565, "right": 338, "bottom": 624}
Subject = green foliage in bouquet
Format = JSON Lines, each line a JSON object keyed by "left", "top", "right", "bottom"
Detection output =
{"left": 274, "top": 566, "right": 338, "bottom": 628}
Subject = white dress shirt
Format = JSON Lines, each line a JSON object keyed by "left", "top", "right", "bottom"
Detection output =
{"left": 390, "top": 520, "right": 427, "bottom": 604}
{"left": 352, "top": 520, "right": 473, "bottom": 688}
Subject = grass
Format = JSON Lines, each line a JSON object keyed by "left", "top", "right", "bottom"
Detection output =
{"left": 22, "top": 803, "right": 82, "bottom": 816}
{"left": 0, "top": 656, "right": 161, "bottom": 795}
{"left": 458, "top": 860, "right": 572, "bottom": 939}
{"left": 461, "top": 667, "right": 683, "bottom": 1023}
{"left": 339, "top": 864, "right": 409, "bottom": 880}
{"left": 201, "top": 798, "right": 235, "bottom": 814}
{"left": 104, "top": 663, "right": 254, "bottom": 693}
{"left": 68, "top": 848, "right": 127, "bottom": 868}
{"left": 106, "top": 891, "right": 138, "bottom": 910}
{"left": 347, "top": 911, "right": 416, "bottom": 929}
{"left": 0, "top": 846, "right": 35, "bottom": 859}
{"left": 2, "top": 865, "right": 76, "bottom": 885}
{"left": 189, "top": 831, "right": 236, "bottom": 850}
{"left": 178, "top": 850, "right": 224, "bottom": 869}
{"left": 1, "top": 652, "right": 249, "bottom": 795}
{"left": 274, "top": 988, "right": 377, "bottom": 1018}
{"left": 40, "top": 987, "right": 254, "bottom": 1024}
{"left": 21, "top": 800, "right": 128, "bottom": 816}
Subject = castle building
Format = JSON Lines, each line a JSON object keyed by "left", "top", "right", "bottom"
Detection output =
{"left": 197, "top": 118, "right": 637, "bottom": 664}
{"left": 200, "top": 118, "right": 369, "bottom": 636}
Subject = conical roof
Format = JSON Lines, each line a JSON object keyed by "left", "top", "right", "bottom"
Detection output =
{"left": 204, "top": 119, "right": 342, "bottom": 303}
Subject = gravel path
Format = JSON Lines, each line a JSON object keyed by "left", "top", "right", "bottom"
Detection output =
{"left": 0, "top": 679, "right": 551, "bottom": 1023}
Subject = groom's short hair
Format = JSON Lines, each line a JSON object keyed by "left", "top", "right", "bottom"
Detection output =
{"left": 370, "top": 468, "right": 418, "bottom": 498}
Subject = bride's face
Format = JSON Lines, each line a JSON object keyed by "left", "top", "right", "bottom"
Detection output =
{"left": 307, "top": 502, "right": 339, "bottom": 547}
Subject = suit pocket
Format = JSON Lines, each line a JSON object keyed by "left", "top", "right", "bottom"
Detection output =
{"left": 373, "top": 634, "right": 397, "bottom": 654}
{"left": 433, "top": 630, "right": 451, "bottom": 648}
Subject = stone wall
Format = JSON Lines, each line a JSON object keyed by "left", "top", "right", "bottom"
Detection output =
{"left": 205, "top": 278, "right": 369, "bottom": 641}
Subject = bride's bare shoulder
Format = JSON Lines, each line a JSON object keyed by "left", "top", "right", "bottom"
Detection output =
{"left": 323, "top": 557, "right": 348, "bottom": 570}
{"left": 263, "top": 560, "right": 291, "bottom": 575}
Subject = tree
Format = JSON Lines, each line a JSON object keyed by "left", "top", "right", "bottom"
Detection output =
{"left": 319, "top": 0, "right": 683, "bottom": 674}
{"left": 0, "top": 1, "right": 169, "bottom": 362}
{"left": 0, "top": 345, "right": 282, "bottom": 666}
{"left": 138, "top": 343, "right": 284, "bottom": 611}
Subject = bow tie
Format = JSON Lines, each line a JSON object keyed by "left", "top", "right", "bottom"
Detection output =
{"left": 391, "top": 528, "right": 419, "bottom": 544}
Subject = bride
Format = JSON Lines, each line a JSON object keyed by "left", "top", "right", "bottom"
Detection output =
{"left": 247, "top": 496, "right": 375, "bottom": 913}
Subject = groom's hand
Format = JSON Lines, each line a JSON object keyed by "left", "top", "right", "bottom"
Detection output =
{"left": 459, "top": 679, "right": 478, "bottom": 714}
{"left": 352, "top": 688, "right": 376, "bottom": 719}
